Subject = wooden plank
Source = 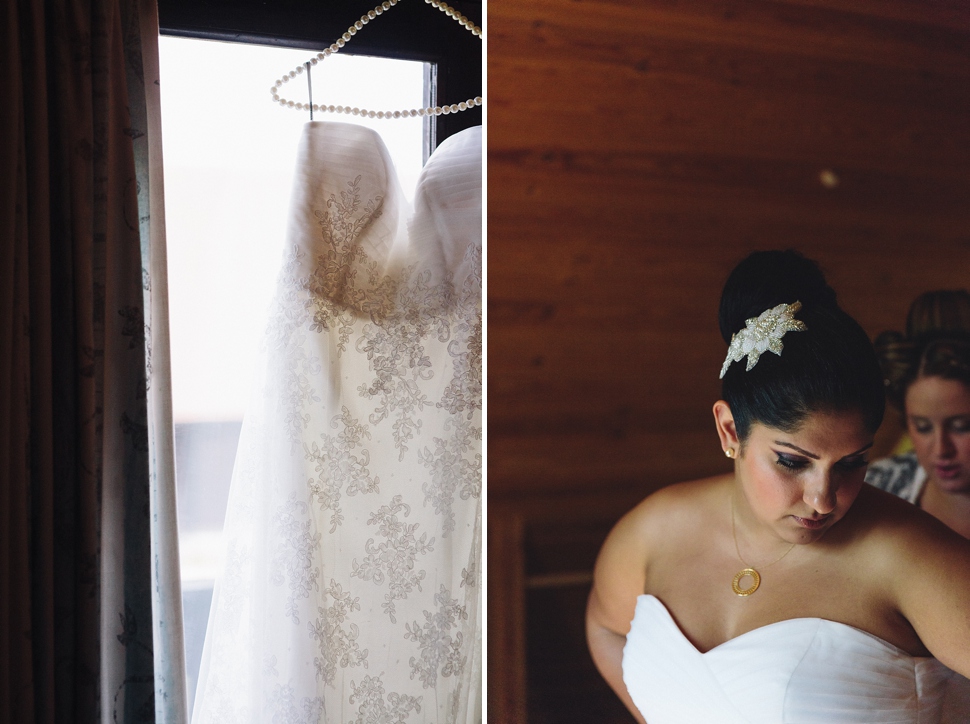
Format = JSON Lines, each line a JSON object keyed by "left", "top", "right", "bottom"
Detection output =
{"left": 489, "top": 0, "right": 970, "bottom": 74}
{"left": 487, "top": 507, "right": 528, "bottom": 724}
{"left": 487, "top": 0, "right": 970, "bottom": 170}
{"left": 489, "top": 150, "right": 970, "bottom": 206}
{"left": 488, "top": 430, "right": 729, "bottom": 494}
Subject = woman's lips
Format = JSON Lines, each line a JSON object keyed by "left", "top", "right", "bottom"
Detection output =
{"left": 935, "top": 464, "right": 962, "bottom": 480}
{"left": 792, "top": 515, "right": 830, "bottom": 530}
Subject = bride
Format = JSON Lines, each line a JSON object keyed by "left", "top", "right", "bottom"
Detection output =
{"left": 586, "top": 250, "right": 970, "bottom": 723}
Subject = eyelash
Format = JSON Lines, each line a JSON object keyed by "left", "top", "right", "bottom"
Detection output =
{"left": 775, "top": 455, "right": 868, "bottom": 471}
{"left": 775, "top": 455, "right": 807, "bottom": 470}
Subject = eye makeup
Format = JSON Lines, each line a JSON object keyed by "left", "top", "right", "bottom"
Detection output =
{"left": 772, "top": 452, "right": 868, "bottom": 472}
{"left": 775, "top": 454, "right": 808, "bottom": 471}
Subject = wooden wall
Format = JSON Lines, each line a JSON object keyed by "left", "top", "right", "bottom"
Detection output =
{"left": 487, "top": 2, "right": 970, "bottom": 722}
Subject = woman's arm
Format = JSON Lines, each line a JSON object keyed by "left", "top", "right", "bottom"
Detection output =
{"left": 586, "top": 585, "right": 647, "bottom": 724}
{"left": 585, "top": 500, "right": 653, "bottom": 724}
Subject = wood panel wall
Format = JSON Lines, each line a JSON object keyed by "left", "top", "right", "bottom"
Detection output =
{"left": 487, "top": 2, "right": 970, "bottom": 722}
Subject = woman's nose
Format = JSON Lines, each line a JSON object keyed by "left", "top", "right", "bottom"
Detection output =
{"left": 934, "top": 431, "right": 956, "bottom": 459}
{"left": 805, "top": 475, "right": 837, "bottom": 515}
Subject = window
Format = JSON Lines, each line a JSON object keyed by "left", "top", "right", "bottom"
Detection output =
{"left": 158, "top": 2, "right": 480, "bottom": 707}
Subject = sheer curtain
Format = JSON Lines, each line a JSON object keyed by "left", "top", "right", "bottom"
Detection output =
{"left": 193, "top": 122, "right": 482, "bottom": 723}
{"left": 0, "top": 0, "right": 186, "bottom": 720}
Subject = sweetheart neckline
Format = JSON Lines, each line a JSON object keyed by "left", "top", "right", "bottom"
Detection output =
{"left": 636, "top": 594, "right": 928, "bottom": 659}
{"left": 299, "top": 121, "right": 482, "bottom": 205}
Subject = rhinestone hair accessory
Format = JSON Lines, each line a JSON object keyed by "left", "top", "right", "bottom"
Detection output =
{"left": 719, "top": 301, "right": 808, "bottom": 379}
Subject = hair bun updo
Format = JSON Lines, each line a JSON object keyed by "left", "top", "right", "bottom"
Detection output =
{"left": 875, "top": 289, "right": 970, "bottom": 410}
{"left": 718, "top": 250, "right": 884, "bottom": 442}
{"left": 718, "top": 250, "right": 838, "bottom": 345}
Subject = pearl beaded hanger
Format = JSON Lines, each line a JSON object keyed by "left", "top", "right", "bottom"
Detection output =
{"left": 271, "top": 0, "right": 483, "bottom": 119}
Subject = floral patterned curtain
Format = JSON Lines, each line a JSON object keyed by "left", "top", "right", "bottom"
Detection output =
{"left": 192, "top": 122, "right": 482, "bottom": 723}
{"left": 0, "top": 0, "right": 186, "bottom": 720}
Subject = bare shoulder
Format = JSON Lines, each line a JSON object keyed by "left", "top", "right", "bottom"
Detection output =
{"left": 595, "top": 475, "right": 728, "bottom": 568}
{"left": 850, "top": 484, "right": 969, "bottom": 560}
{"left": 624, "top": 474, "right": 728, "bottom": 543}
{"left": 844, "top": 485, "right": 963, "bottom": 576}
{"left": 850, "top": 484, "right": 970, "bottom": 675}
{"left": 588, "top": 474, "right": 731, "bottom": 635}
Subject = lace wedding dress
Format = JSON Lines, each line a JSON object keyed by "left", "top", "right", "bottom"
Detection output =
{"left": 192, "top": 122, "right": 482, "bottom": 724}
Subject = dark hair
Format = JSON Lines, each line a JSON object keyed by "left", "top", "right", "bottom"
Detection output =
{"left": 874, "top": 290, "right": 970, "bottom": 410}
{"left": 719, "top": 250, "right": 885, "bottom": 443}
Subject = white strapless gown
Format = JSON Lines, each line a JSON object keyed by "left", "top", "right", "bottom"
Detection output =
{"left": 192, "top": 122, "right": 481, "bottom": 723}
{"left": 623, "top": 595, "right": 969, "bottom": 723}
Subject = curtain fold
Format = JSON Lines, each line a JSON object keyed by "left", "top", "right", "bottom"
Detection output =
{"left": 0, "top": 0, "right": 186, "bottom": 720}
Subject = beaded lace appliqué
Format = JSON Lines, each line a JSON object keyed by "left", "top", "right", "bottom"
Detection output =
{"left": 720, "top": 301, "right": 807, "bottom": 378}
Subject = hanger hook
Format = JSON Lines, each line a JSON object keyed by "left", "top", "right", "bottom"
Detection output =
{"left": 305, "top": 61, "right": 313, "bottom": 121}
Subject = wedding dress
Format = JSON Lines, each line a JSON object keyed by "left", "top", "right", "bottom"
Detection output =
{"left": 624, "top": 595, "right": 967, "bottom": 723}
{"left": 192, "top": 122, "right": 481, "bottom": 724}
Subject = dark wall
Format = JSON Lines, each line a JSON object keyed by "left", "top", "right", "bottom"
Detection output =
{"left": 487, "top": 2, "right": 970, "bottom": 722}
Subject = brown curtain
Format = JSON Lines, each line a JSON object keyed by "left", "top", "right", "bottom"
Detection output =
{"left": 0, "top": 0, "right": 185, "bottom": 721}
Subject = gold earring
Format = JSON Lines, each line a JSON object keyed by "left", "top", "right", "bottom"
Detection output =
{"left": 725, "top": 448, "right": 735, "bottom": 459}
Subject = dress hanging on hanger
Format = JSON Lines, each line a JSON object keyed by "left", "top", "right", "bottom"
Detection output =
{"left": 192, "top": 121, "right": 482, "bottom": 723}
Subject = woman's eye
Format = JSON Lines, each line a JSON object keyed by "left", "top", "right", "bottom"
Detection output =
{"left": 912, "top": 422, "right": 932, "bottom": 435}
{"left": 950, "top": 418, "right": 970, "bottom": 433}
{"left": 776, "top": 455, "right": 808, "bottom": 470}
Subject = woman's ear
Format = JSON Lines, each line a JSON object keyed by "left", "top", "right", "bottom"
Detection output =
{"left": 713, "top": 400, "right": 740, "bottom": 456}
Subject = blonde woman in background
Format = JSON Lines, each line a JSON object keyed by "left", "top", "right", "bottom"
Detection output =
{"left": 867, "top": 291, "right": 970, "bottom": 538}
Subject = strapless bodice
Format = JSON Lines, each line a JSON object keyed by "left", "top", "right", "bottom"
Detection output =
{"left": 623, "top": 595, "right": 958, "bottom": 723}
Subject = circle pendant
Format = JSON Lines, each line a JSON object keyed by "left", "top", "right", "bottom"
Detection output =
{"left": 732, "top": 567, "right": 761, "bottom": 597}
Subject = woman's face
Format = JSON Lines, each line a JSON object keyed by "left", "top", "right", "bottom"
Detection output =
{"left": 905, "top": 375, "right": 970, "bottom": 494}
{"left": 737, "top": 409, "right": 873, "bottom": 544}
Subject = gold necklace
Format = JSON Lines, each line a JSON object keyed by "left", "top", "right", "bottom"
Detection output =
{"left": 730, "top": 497, "right": 796, "bottom": 596}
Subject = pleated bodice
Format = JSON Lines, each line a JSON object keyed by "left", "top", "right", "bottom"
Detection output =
{"left": 623, "top": 595, "right": 955, "bottom": 723}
